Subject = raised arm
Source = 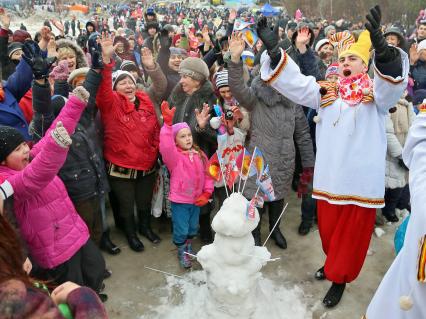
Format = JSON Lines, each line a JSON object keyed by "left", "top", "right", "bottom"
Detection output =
{"left": 8, "top": 122, "right": 72, "bottom": 202}
{"left": 30, "top": 79, "right": 54, "bottom": 142}
{"left": 159, "top": 102, "right": 179, "bottom": 172}
{"left": 228, "top": 32, "right": 258, "bottom": 111}
{"left": 143, "top": 47, "right": 167, "bottom": 105}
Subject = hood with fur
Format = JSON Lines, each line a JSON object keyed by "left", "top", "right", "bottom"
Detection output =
{"left": 56, "top": 39, "right": 88, "bottom": 69}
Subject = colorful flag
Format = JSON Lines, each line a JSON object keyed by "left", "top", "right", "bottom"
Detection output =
{"left": 242, "top": 28, "right": 258, "bottom": 48}
{"left": 256, "top": 165, "right": 275, "bottom": 201}
{"left": 246, "top": 197, "right": 257, "bottom": 220}
{"left": 242, "top": 51, "right": 255, "bottom": 67}
{"left": 225, "top": 153, "right": 239, "bottom": 189}
{"left": 237, "top": 149, "right": 257, "bottom": 180}
{"left": 206, "top": 153, "right": 222, "bottom": 182}
{"left": 253, "top": 148, "right": 264, "bottom": 177}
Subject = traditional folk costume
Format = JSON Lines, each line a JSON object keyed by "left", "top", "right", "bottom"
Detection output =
{"left": 365, "top": 102, "right": 426, "bottom": 319}
{"left": 260, "top": 30, "right": 409, "bottom": 285}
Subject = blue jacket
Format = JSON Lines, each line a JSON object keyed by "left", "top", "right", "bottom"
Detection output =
{"left": 0, "top": 59, "right": 33, "bottom": 140}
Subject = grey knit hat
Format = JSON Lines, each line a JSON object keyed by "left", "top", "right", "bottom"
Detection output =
{"left": 324, "top": 25, "right": 336, "bottom": 36}
{"left": 179, "top": 57, "right": 209, "bottom": 81}
{"left": 215, "top": 69, "right": 228, "bottom": 89}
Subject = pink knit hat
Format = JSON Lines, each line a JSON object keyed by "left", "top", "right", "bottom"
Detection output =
{"left": 172, "top": 122, "right": 190, "bottom": 139}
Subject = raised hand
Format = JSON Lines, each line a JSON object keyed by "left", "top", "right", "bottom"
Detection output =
{"left": 161, "top": 101, "right": 176, "bottom": 126}
{"left": 22, "top": 41, "right": 57, "bottom": 79}
{"left": 295, "top": 27, "right": 311, "bottom": 53}
{"left": 47, "top": 38, "right": 57, "bottom": 58}
{"left": 50, "top": 60, "right": 69, "bottom": 81}
{"left": 229, "top": 32, "right": 245, "bottom": 63}
{"left": 409, "top": 43, "right": 419, "bottom": 65}
{"left": 256, "top": 17, "right": 278, "bottom": 53}
{"left": 159, "top": 28, "right": 172, "bottom": 50}
{"left": 229, "top": 9, "right": 237, "bottom": 23}
{"left": 100, "top": 32, "right": 116, "bottom": 64}
{"left": 71, "top": 86, "right": 90, "bottom": 103}
{"left": 194, "top": 103, "right": 211, "bottom": 129}
{"left": 365, "top": 5, "right": 387, "bottom": 56}
{"left": 141, "top": 47, "right": 155, "bottom": 70}
{"left": 51, "top": 121, "right": 72, "bottom": 148}
{"left": 0, "top": 8, "right": 11, "bottom": 30}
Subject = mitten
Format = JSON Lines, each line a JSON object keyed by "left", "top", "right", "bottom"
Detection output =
{"left": 297, "top": 167, "right": 314, "bottom": 198}
{"left": 194, "top": 192, "right": 211, "bottom": 207}
{"left": 256, "top": 17, "right": 281, "bottom": 68}
{"left": 22, "top": 41, "right": 57, "bottom": 79}
{"left": 161, "top": 101, "right": 176, "bottom": 126}
{"left": 70, "top": 86, "right": 90, "bottom": 103}
{"left": 50, "top": 60, "right": 69, "bottom": 81}
{"left": 51, "top": 121, "right": 72, "bottom": 148}
{"left": 365, "top": 5, "right": 397, "bottom": 63}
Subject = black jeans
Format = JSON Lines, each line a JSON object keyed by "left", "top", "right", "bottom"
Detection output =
{"left": 44, "top": 239, "right": 105, "bottom": 292}
{"left": 108, "top": 172, "right": 157, "bottom": 236}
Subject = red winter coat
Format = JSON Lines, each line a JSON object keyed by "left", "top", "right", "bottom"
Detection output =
{"left": 96, "top": 62, "right": 160, "bottom": 171}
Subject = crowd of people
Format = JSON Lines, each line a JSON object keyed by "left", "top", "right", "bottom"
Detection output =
{"left": 0, "top": 2, "right": 425, "bottom": 318}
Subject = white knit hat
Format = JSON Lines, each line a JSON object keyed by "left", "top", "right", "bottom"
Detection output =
{"left": 315, "top": 39, "right": 332, "bottom": 53}
{"left": 112, "top": 70, "right": 136, "bottom": 89}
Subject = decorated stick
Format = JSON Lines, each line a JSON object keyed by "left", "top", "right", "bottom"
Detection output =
{"left": 262, "top": 203, "right": 289, "bottom": 247}
{"left": 217, "top": 150, "right": 229, "bottom": 198}
{"left": 237, "top": 148, "right": 245, "bottom": 192}
{"left": 241, "top": 146, "right": 257, "bottom": 194}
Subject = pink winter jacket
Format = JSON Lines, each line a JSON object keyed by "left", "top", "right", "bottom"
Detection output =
{"left": 159, "top": 124, "right": 214, "bottom": 204}
{"left": 0, "top": 95, "right": 89, "bottom": 269}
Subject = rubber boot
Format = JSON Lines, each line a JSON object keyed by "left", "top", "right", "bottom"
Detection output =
{"left": 138, "top": 209, "right": 161, "bottom": 244}
{"left": 177, "top": 244, "right": 192, "bottom": 268}
{"left": 100, "top": 230, "right": 121, "bottom": 255}
{"left": 185, "top": 239, "right": 196, "bottom": 259}
{"left": 268, "top": 203, "right": 287, "bottom": 249}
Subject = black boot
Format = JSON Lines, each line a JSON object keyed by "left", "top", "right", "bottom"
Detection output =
{"left": 126, "top": 234, "right": 144, "bottom": 252}
{"left": 268, "top": 203, "right": 287, "bottom": 249}
{"left": 252, "top": 224, "right": 261, "bottom": 246}
{"left": 298, "top": 220, "right": 312, "bottom": 236}
{"left": 199, "top": 212, "right": 213, "bottom": 244}
{"left": 138, "top": 209, "right": 161, "bottom": 244}
{"left": 100, "top": 230, "right": 121, "bottom": 255}
{"left": 323, "top": 282, "right": 346, "bottom": 308}
{"left": 314, "top": 266, "right": 326, "bottom": 280}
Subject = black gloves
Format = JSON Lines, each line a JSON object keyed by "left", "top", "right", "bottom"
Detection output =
{"left": 159, "top": 29, "right": 172, "bottom": 51}
{"left": 90, "top": 44, "right": 103, "bottom": 70}
{"left": 22, "top": 41, "right": 57, "bottom": 80}
{"left": 365, "top": 5, "right": 398, "bottom": 63}
{"left": 256, "top": 17, "right": 281, "bottom": 69}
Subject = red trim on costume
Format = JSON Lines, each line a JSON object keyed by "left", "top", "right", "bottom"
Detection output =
{"left": 417, "top": 235, "right": 426, "bottom": 282}
{"left": 263, "top": 49, "right": 288, "bottom": 85}
{"left": 313, "top": 189, "right": 385, "bottom": 206}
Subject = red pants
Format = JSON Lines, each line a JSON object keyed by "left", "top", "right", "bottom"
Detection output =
{"left": 317, "top": 200, "right": 376, "bottom": 284}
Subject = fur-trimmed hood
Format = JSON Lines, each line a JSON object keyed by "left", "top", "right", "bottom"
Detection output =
{"left": 56, "top": 39, "right": 88, "bottom": 69}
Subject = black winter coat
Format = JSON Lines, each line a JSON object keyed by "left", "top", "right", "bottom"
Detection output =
{"left": 31, "top": 70, "right": 109, "bottom": 203}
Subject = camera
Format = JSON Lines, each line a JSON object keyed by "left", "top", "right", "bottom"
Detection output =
{"left": 224, "top": 109, "right": 234, "bottom": 120}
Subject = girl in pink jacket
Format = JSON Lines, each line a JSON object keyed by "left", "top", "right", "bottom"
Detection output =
{"left": 159, "top": 102, "right": 214, "bottom": 269}
{"left": 0, "top": 87, "right": 106, "bottom": 295}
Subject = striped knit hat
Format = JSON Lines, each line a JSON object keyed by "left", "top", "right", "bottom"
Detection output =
{"left": 215, "top": 70, "right": 228, "bottom": 89}
{"left": 325, "top": 63, "right": 339, "bottom": 79}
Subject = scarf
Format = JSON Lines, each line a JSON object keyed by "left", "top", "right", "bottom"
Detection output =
{"left": 338, "top": 73, "right": 372, "bottom": 106}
